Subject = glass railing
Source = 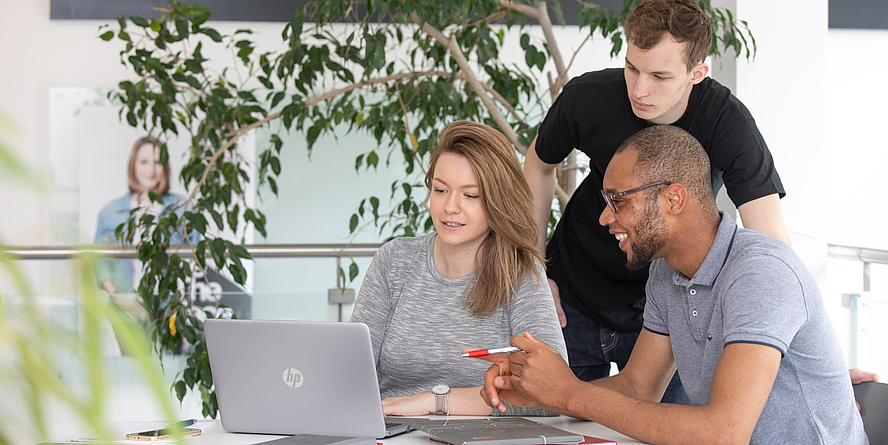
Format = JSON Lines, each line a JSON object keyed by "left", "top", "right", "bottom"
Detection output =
{"left": 0, "top": 244, "right": 384, "bottom": 425}
{"left": 828, "top": 243, "right": 888, "bottom": 375}
{"left": 3, "top": 241, "right": 885, "bottom": 423}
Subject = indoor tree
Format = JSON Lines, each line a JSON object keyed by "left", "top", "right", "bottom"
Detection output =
{"left": 100, "top": 0, "right": 754, "bottom": 417}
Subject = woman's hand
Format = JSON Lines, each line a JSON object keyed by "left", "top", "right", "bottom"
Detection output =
{"left": 382, "top": 392, "right": 434, "bottom": 416}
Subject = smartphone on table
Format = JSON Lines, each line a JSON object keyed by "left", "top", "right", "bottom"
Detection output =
{"left": 125, "top": 427, "right": 201, "bottom": 441}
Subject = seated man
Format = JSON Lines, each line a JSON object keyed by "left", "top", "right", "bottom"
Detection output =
{"left": 479, "top": 125, "right": 868, "bottom": 444}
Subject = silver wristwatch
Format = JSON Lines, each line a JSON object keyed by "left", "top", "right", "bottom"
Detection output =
{"left": 432, "top": 384, "right": 450, "bottom": 415}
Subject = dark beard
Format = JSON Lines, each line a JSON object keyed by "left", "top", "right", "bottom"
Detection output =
{"left": 625, "top": 198, "right": 668, "bottom": 271}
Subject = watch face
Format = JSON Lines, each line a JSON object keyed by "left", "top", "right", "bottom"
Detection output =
{"left": 432, "top": 385, "right": 450, "bottom": 395}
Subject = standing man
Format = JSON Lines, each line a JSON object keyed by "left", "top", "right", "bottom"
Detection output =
{"left": 480, "top": 126, "right": 867, "bottom": 444}
{"left": 525, "top": 0, "right": 789, "bottom": 399}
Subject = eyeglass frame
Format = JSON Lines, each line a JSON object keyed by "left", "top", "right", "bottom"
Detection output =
{"left": 601, "top": 181, "right": 672, "bottom": 214}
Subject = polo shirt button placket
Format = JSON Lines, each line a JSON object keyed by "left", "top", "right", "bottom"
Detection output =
{"left": 688, "top": 287, "right": 700, "bottom": 336}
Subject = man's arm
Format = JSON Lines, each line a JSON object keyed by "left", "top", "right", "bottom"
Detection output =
{"left": 523, "top": 136, "right": 558, "bottom": 253}
{"left": 737, "top": 193, "right": 792, "bottom": 246}
{"left": 479, "top": 330, "right": 674, "bottom": 416}
{"left": 523, "top": 138, "right": 569, "bottom": 326}
{"left": 485, "top": 332, "right": 781, "bottom": 445}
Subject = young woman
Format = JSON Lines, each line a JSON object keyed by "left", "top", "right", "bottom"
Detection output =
{"left": 350, "top": 121, "right": 566, "bottom": 416}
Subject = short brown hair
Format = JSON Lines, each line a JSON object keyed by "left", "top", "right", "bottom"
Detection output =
{"left": 624, "top": 0, "right": 712, "bottom": 71}
{"left": 425, "top": 121, "right": 543, "bottom": 317}
{"left": 127, "top": 136, "right": 171, "bottom": 195}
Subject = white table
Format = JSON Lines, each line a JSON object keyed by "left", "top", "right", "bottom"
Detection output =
{"left": 39, "top": 416, "right": 646, "bottom": 444}
{"left": 184, "top": 416, "right": 645, "bottom": 444}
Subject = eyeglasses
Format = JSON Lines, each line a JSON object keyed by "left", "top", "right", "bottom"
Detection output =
{"left": 601, "top": 181, "right": 671, "bottom": 214}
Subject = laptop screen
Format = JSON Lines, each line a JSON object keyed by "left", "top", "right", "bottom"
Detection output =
{"left": 205, "top": 319, "right": 391, "bottom": 438}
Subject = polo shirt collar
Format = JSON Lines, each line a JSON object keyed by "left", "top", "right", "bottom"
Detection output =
{"left": 673, "top": 210, "right": 737, "bottom": 286}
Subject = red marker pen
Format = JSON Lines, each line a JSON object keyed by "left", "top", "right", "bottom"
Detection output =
{"left": 460, "top": 346, "right": 521, "bottom": 357}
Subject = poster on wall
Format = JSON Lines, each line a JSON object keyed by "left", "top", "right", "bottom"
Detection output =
{"left": 54, "top": 88, "right": 255, "bottom": 352}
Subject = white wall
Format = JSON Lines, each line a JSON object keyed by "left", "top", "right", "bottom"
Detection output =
{"left": 826, "top": 29, "right": 888, "bottom": 252}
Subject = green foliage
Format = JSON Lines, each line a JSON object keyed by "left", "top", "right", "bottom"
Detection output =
{"left": 101, "top": 0, "right": 756, "bottom": 418}
{"left": 0, "top": 115, "right": 177, "bottom": 443}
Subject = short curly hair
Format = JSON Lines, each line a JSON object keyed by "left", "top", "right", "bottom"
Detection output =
{"left": 616, "top": 125, "right": 715, "bottom": 211}
{"left": 624, "top": 0, "right": 712, "bottom": 71}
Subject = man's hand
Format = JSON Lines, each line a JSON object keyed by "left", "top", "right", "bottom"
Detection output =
{"left": 503, "top": 332, "right": 581, "bottom": 411}
{"left": 849, "top": 368, "right": 879, "bottom": 411}
{"left": 381, "top": 392, "right": 433, "bottom": 416}
{"left": 548, "top": 278, "right": 567, "bottom": 327}
{"left": 473, "top": 344, "right": 536, "bottom": 413}
{"left": 850, "top": 368, "right": 879, "bottom": 384}
{"left": 476, "top": 332, "right": 579, "bottom": 413}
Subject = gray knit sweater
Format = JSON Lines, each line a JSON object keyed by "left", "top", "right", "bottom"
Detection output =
{"left": 350, "top": 233, "right": 567, "bottom": 416}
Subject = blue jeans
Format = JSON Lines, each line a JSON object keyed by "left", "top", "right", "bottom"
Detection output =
{"left": 561, "top": 299, "right": 690, "bottom": 404}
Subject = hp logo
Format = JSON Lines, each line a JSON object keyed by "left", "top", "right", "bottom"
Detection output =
{"left": 282, "top": 367, "right": 304, "bottom": 389}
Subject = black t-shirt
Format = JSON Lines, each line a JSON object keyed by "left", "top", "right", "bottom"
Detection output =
{"left": 536, "top": 68, "right": 785, "bottom": 331}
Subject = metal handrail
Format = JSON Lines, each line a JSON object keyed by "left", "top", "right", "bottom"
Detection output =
{"left": 827, "top": 244, "right": 888, "bottom": 265}
{"left": 0, "top": 244, "right": 382, "bottom": 260}
{"left": 2, "top": 242, "right": 885, "bottom": 262}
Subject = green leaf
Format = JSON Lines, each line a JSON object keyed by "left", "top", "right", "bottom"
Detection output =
{"left": 367, "top": 151, "right": 379, "bottom": 169}
{"left": 520, "top": 33, "right": 530, "bottom": 49}
{"left": 209, "top": 209, "right": 224, "bottom": 231}
{"left": 348, "top": 262, "right": 359, "bottom": 282}
{"left": 195, "top": 239, "right": 207, "bottom": 268}
{"left": 271, "top": 91, "right": 285, "bottom": 109}
{"left": 227, "top": 203, "right": 240, "bottom": 234}
{"left": 175, "top": 380, "right": 187, "bottom": 402}
{"left": 349, "top": 214, "right": 359, "bottom": 233}
{"left": 203, "top": 28, "right": 223, "bottom": 42}
{"left": 306, "top": 124, "right": 322, "bottom": 148}
{"left": 230, "top": 263, "right": 246, "bottom": 285}
{"left": 99, "top": 30, "right": 115, "bottom": 41}
{"left": 200, "top": 362, "right": 214, "bottom": 388}
{"left": 175, "top": 19, "right": 189, "bottom": 39}
{"left": 231, "top": 244, "right": 252, "bottom": 260}
{"left": 183, "top": 366, "right": 197, "bottom": 387}
{"left": 369, "top": 196, "right": 380, "bottom": 219}
{"left": 210, "top": 237, "right": 226, "bottom": 270}
{"left": 184, "top": 212, "right": 207, "bottom": 235}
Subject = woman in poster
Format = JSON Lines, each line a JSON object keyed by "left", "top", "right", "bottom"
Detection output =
{"left": 94, "top": 136, "right": 197, "bottom": 320}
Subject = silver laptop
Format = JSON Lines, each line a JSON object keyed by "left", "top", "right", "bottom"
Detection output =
{"left": 204, "top": 319, "right": 408, "bottom": 439}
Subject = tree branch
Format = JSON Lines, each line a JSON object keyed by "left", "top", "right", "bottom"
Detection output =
{"left": 393, "top": 83, "right": 429, "bottom": 178}
{"left": 412, "top": 12, "right": 528, "bottom": 155}
{"left": 304, "top": 70, "right": 520, "bottom": 120}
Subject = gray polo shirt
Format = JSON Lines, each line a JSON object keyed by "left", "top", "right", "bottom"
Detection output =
{"left": 644, "top": 212, "right": 867, "bottom": 444}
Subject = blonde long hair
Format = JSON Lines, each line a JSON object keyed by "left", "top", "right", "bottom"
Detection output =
{"left": 424, "top": 121, "right": 543, "bottom": 317}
